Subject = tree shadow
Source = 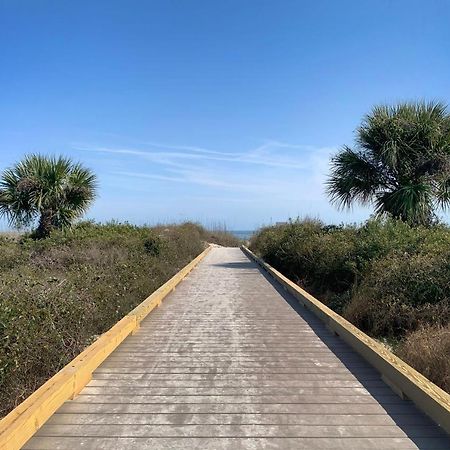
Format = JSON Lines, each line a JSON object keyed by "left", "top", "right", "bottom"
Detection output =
{"left": 240, "top": 252, "right": 450, "bottom": 448}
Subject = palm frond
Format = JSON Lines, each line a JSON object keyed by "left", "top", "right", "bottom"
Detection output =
{"left": 375, "top": 183, "right": 433, "bottom": 225}
{"left": 435, "top": 176, "right": 450, "bottom": 210}
{"left": 326, "top": 146, "right": 383, "bottom": 209}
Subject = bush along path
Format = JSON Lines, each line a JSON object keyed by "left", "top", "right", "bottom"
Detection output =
{"left": 250, "top": 218, "right": 450, "bottom": 393}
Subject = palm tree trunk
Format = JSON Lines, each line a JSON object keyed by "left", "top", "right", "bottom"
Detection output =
{"left": 35, "top": 210, "right": 55, "bottom": 239}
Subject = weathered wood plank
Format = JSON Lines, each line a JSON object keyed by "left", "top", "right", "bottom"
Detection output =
{"left": 71, "top": 394, "right": 407, "bottom": 404}
{"left": 55, "top": 401, "right": 426, "bottom": 415}
{"left": 87, "top": 378, "right": 387, "bottom": 388}
{"left": 79, "top": 386, "right": 387, "bottom": 396}
{"left": 94, "top": 368, "right": 379, "bottom": 374}
{"left": 34, "top": 423, "right": 445, "bottom": 438}
{"left": 91, "top": 372, "right": 382, "bottom": 381}
{"left": 46, "top": 412, "right": 432, "bottom": 426}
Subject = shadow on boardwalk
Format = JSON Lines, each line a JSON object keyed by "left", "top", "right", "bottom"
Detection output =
{"left": 214, "top": 258, "right": 450, "bottom": 449}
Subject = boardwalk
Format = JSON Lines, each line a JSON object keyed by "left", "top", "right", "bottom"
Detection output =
{"left": 25, "top": 247, "right": 449, "bottom": 449}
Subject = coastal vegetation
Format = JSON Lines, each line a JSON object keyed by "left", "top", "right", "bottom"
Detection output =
{"left": 250, "top": 217, "right": 450, "bottom": 391}
{"left": 0, "top": 221, "right": 239, "bottom": 416}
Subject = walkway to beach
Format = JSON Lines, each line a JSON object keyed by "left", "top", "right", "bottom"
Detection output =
{"left": 25, "top": 247, "right": 449, "bottom": 449}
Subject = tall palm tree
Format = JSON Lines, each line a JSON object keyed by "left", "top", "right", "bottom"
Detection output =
{"left": 0, "top": 154, "right": 97, "bottom": 238}
{"left": 327, "top": 101, "right": 450, "bottom": 225}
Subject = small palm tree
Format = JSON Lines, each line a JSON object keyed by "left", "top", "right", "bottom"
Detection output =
{"left": 0, "top": 154, "right": 97, "bottom": 238}
{"left": 327, "top": 101, "right": 450, "bottom": 225}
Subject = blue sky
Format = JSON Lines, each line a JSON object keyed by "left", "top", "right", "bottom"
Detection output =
{"left": 1, "top": 1, "right": 450, "bottom": 230}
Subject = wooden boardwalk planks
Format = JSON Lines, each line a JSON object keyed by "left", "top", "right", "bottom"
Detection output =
{"left": 24, "top": 247, "right": 450, "bottom": 449}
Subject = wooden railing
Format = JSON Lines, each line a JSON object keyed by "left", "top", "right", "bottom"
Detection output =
{"left": 241, "top": 245, "right": 450, "bottom": 435}
{"left": 0, "top": 245, "right": 212, "bottom": 450}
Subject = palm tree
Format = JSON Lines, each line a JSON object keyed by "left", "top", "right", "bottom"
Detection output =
{"left": 0, "top": 154, "right": 97, "bottom": 238}
{"left": 327, "top": 101, "right": 450, "bottom": 225}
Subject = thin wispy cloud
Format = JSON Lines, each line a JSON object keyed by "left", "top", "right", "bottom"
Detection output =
{"left": 73, "top": 140, "right": 333, "bottom": 170}
{"left": 140, "top": 141, "right": 237, "bottom": 157}
{"left": 68, "top": 138, "right": 342, "bottom": 228}
{"left": 114, "top": 169, "right": 294, "bottom": 193}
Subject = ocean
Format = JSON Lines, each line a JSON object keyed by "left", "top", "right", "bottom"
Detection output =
{"left": 230, "top": 230, "right": 255, "bottom": 240}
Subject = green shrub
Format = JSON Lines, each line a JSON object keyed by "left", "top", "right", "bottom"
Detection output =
{"left": 0, "top": 222, "right": 213, "bottom": 416}
{"left": 250, "top": 218, "right": 449, "bottom": 314}
{"left": 143, "top": 234, "right": 165, "bottom": 256}
{"left": 252, "top": 220, "right": 360, "bottom": 291}
{"left": 344, "top": 242, "right": 450, "bottom": 337}
{"left": 251, "top": 219, "right": 363, "bottom": 307}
